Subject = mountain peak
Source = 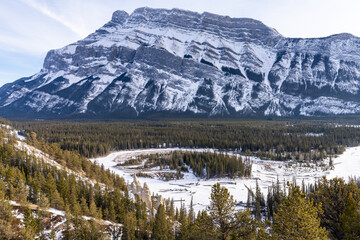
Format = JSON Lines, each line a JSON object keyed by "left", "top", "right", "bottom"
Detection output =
{"left": 2, "top": 7, "right": 360, "bottom": 119}
{"left": 129, "top": 7, "right": 278, "bottom": 33}
{"left": 121, "top": 7, "right": 282, "bottom": 45}
{"left": 111, "top": 10, "right": 129, "bottom": 24}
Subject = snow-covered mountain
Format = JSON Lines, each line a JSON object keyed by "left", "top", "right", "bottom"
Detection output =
{"left": 2, "top": 7, "right": 360, "bottom": 118}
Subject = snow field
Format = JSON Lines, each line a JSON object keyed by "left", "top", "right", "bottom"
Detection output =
{"left": 92, "top": 147, "right": 357, "bottom": 212}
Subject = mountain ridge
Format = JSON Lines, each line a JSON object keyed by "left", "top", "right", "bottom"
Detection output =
{"left": 1, "top": 7, "right": 360, "bottom": 119}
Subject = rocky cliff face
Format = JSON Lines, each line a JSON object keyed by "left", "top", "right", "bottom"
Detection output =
{"left": 2, "top": 7, "right": 360, "bottom": 118}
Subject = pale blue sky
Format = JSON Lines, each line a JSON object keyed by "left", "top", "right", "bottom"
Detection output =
{"left": 1, "top": 0, "right": 360, "bottom": 86}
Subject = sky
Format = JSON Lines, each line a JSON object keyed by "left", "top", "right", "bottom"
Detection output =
{"left": 1, "top": 0, "right": 360, "bottom": 87}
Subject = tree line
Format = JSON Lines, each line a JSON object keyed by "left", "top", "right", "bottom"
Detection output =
{"left": 12, "top": 120, "right": 360, "bottom": 162}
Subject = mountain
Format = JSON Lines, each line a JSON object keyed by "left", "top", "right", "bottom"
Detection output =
{"left": 2, "top": 7, "right": 360, "bottom": 119}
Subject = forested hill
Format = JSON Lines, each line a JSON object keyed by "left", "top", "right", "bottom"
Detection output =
{"left": 0, "top": 125, "right": 132, "bottom": 238}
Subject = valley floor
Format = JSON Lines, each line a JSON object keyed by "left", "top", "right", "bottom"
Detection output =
{"left": 92, "top": 146, "right": 359, "bottom": 212}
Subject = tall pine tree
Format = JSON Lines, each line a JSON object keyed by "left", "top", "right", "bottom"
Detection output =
{"left": 272, "top": 184, "right": 328, "bottom": 239}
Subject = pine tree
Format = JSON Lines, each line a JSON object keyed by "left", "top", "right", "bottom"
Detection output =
{"left": 272, "top": 184, "right": 328, "bottom": 239}
{"left": 80, "top": 196, "right": 89, "bottom": 216}
{"left": 68, "top": 178, "right": 78, "bottom": 210}
{"left": 50, "top": 189, "right": 64, "bottom": 210}
{"left": 254, "top": 180, "right": 264, "bottom": 219}
{"left": 88, "top": 220, "right": 106, "bottom": 239}
{"left": 266, "top": 186, "right": 274, "bottom": 220}
{"left": 63, "top": 204, "right": 74, "bottom": 240}
{"left": 0, "top": 181, "right": 21, "bottom": 239}
{"left": 188, "top": 196, "right": 195, "bottom": 225}
{"left": 169, "top": 199, "right": 175, "bottom": 219}
{"left": 38, "top": 192, "right": 50, "bottom": 209}
{"left": 45, "top": 173, "right": 64, "bottom": 210}
{"left": 136, "top": 200, "right": 149, "bottom": 239}
{"left": 208, "top": 183, "right": 235, "bottom": 240}
{"left": 246, "top": 187, "right": 254, "bottom": 208}
{"left": 272, "top": 177, "right": 283, "bottom": 216}
{"left": 107, "top": 201, "right": 116, "bottom": 222}
{"left": 89, "top": 199, "right": 99, "bottom": 219}
{"left": 339, "top": 192, "right": 360, "bottom": 239}
{"left": 122, "top": 211, "right": 136, "bottom": 240}
{"left": 36, "top": 209, "right": 45, "bottom": 239}
{"left": 311, "top": 177, "right": 360, "bottom": 239}
{"left": 22, "top": 207, "right": 39, "bottom": 240}
{"left": 186, "top": 210, "right": 217, "bottom": 240}
{"left": 153, "top": 204, "right": 171, "bottom": 240}
{"left": 175, "top": 208, "right": 179, "bottom": 221}
{"left": 13, "top": 178, "right": 28, "bottom": 204}
{"left": 231, "top": 209, "right": 257, "bottom": 240}
{"left": 178, "top": 203, "right": 188, "bottom": 239}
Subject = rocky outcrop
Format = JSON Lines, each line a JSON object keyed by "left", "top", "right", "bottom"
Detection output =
{"left": 128, "top": 175, "right": 152, "bottom": 209}
{"left": 128, "top": 175, "right": 165, "bottom": 210}
{"left": 2, "top": 8, "right": 360, "bottom": 118}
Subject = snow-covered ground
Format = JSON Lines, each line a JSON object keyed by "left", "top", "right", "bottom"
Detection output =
{"left": 327, "top": 146, "right": 360, "bottom": 180}
{"left": 0, "top": 124, "right": 26, "bottom": 140}
{"left": 91, "top": 147, "right": 358, "bottom": 212}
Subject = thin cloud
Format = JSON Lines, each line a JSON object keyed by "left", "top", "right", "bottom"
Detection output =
{"left": 0, "top": 71, "right": 19, "bottom": 76}
{"left": 19, "top": 0, "right": 87, "bottom": 37}
{"left": 0, "top": 34, "right": 48, "bottom": 54}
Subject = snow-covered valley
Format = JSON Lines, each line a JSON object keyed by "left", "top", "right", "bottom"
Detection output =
{"left": 92, "top": 147, "right": 359, "bottom": 212}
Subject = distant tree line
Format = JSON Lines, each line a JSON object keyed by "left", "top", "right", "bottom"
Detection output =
{"left": 12, "top": 120, "right": 360, "bottom": 162}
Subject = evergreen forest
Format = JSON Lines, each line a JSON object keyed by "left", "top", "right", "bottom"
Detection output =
{"left": 1, "top": 117, "right": 360, "bottom": 239}
{"left": 12, "top": 119, "right": 360, "bottom": 162}
{"left": 124, "top": 151, "right": 252, "bottom": 179}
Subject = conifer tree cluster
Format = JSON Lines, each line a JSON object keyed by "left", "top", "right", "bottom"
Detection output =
{"left": 248, "top": 177, "right": 360, "bottom": 239}
{"left": 0, "top": 128, "right": 151, "bottom": 238}
{"left": 131, "top": 151, "right": 252, "bottom": 179}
